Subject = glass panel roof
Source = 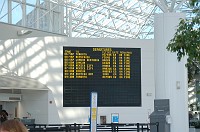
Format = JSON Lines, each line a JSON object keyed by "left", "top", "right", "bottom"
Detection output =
{"left": 0, "top": 0, "right": 192, "bottom": 39}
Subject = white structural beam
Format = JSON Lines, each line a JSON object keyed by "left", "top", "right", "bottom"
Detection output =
{"left": 153, "top": 0, "right": 168, "bottom": 12}
{"left": 0, "top": 0, "right": 190, "bottom": 39}
{"left": 174, "top": 0, "right": 187, "bottom": 11}
{"left": 153, "top": 0, "right": 187, "bottom": 12}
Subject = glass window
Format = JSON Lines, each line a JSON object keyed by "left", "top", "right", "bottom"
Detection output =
{"left": 26, "top": 5, "right": 36, "bottom": 28}
{"left": 26, "top": 4, "right": 35, "bottom": 15}
{"left": 39, "top": 0, "right": 47, "bottom": 8}
{"left": 26, "top": 0, "right": 37, "bottom": 5}
{"left": 40, "top": 0, "right": 45, "bottom": 4}
{"left": 39, "top": 8, "right": 49, "bottom": 31}
{"left": 12, "top": 2, "right": 22, "bottom": 25}
{"left": 53, "top": 11, "right": 59, "bottom": 32}
{"left": 0, "top": 0, "right": 8, "bottom": 23}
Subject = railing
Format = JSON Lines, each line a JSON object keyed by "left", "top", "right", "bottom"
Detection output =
{"left": 26, "top": 123, "right": 159, "bottom": 132}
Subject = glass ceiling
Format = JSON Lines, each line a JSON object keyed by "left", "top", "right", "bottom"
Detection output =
{"left": 0, "top": 0, "right": 192, "bottom": 39}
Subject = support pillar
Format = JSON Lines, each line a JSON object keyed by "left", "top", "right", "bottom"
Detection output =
{"left": 154, "top": 13, "right": 189, "bottom": 132}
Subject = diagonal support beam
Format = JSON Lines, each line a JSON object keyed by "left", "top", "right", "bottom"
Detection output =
{"left": 153, "top": 0, "right": 168, "bottom": 12}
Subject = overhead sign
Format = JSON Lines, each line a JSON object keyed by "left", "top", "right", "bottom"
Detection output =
{"left": 63, "top": 47, "right": 141, "bottom": 107}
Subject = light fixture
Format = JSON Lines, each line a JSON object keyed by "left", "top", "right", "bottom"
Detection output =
{"left": 17, "top": 30, "right": 32, "bottom": 36}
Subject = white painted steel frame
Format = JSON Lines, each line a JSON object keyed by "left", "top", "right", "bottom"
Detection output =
{"left": 0, "top": 0, "right": 191, "bottom": 39}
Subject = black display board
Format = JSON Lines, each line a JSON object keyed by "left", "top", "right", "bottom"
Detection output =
{"left": 63, "top": 47, "right": 141, "bottom": 107}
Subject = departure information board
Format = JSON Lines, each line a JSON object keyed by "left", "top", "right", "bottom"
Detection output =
{"left": 63, "top": 47, "right": 141, "bottom": 107}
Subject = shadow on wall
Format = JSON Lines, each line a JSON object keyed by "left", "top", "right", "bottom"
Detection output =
{"left": 0, "top": 37, "right": 89, "bottom": 123}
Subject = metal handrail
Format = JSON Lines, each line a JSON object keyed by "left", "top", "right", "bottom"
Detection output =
{"left": 26, "top": 122, "right": 159, "bottom": 132}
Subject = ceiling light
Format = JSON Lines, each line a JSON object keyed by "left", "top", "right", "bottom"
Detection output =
{"left": 17, "top": 30, "right": 32, "bottom": 36}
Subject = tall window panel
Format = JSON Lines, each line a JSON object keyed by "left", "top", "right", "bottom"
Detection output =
{"left": 11, "top": 2, "right": 22, "bottom": 25}
{"left": 0, "top": 0, "right": 8, "bottom": 23}
{"left": 26, "top": 5, "right": 36, "bottom": 28}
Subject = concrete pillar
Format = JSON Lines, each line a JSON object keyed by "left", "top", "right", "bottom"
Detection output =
{"left": 154, "top": 13, "right": 189, "bottom": 132}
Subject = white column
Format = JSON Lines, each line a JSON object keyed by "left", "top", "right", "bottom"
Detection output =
{"left": 21, "top": 0, "right": 26, "bottom": 27}
{"left": 154, "top": 13, "right": 189, "bottom": 132}
{"left": 36, "top": 0, "right": 40, "bottom": 29}
{"left": 8, "top": 0, "right": 12, "bottom": 24}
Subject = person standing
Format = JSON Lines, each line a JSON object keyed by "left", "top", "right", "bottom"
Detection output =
{"left": 0, "top": 110, "right": 8, "bottom": 124}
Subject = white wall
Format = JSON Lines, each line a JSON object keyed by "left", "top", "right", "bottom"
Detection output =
{"left": 0, "top": 36, "right": 155, "bottom": 124}
{"left": 0, "top": 22, "right": 63, "bottom": 40}
{"left": 154, "top": 13, "right": 188, "bottom": 132}
{"left": 1, "top": 102, "right": 18, "bottom": 119}
{"left": 19, "top": 90, "right": 48, "bottom": 124}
